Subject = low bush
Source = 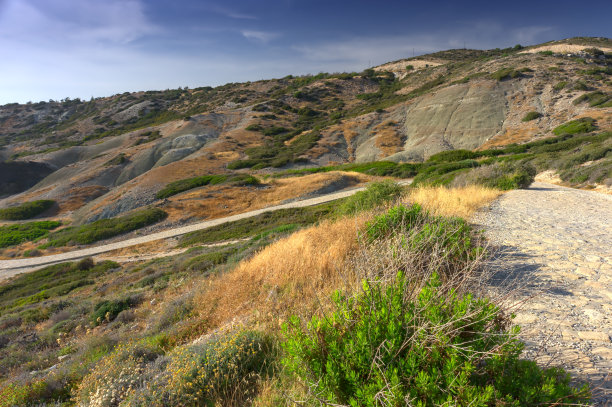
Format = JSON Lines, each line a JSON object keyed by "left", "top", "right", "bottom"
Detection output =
{"left": 427, "top": 149, "right": 479, "bottom": 162}
{"left": 155, "top": 174, "right": 259, "bottom": 199}
{"left": 452, "top": 161, "right": 535, "bottom": 190}
{"left": 91, "top": 295, "right": 141, "bottom": 325}
{"left": 553, "top": 81, "right": 568, "bottom": 91}
{"left": 572, "top": 91, "right": 611, "bottom": 107}
{"left": 282, "top": 272, "right": 590, "bottom": 406}
{"left": 41, "top": 207, "right": 166, "bottom": 248}
{"left": 522, "top": 111, "right": 542, "bottom": 122}
{"left": 553, "top": 117, "right": 596, "bottom": 135}
{"left": 412, "top": 160, "right": 480, "bottom": 186}
{"left": 0, "top": 220, "right": 61, "bottom": 248}
{"left": 336, "top": 180, "right": 404, "bottom": 215}
{"left": 490, "top": 67, "right": 521, "bottom": 81}
{"left": 0, "top": 200, "right": 55, "bottom": 220}
{"left": 125, "top": 330, "right": 275, "bottom": 406}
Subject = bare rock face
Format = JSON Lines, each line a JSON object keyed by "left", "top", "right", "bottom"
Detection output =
{"left": 390, "top": 81, "right": 511, "bottom": 161}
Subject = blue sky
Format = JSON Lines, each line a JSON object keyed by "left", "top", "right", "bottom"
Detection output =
{"left": 1, "top": 0, "right": 610, "bottom": 104}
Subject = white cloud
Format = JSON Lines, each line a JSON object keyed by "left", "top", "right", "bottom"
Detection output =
{"left": 241, "top": 30, "right": 280, "bottom": 43}
{"left": 0, "top": 0, "right": 158, "bottom": 45}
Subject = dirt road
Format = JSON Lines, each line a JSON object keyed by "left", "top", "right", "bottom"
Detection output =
{"left": 476, "top": 182, "right": 612, "bottom": 403}
{"left": 0, "top": 180, "right": 411, "bottom": 280}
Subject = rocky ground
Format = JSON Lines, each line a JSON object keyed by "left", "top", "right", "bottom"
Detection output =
{"left": 476, "top": 182, "right": 612, "bottom": 404}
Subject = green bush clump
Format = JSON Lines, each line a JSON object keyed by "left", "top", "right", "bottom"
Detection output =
{"left": 553, "top": 81, "right": 568, "bottom": 91}
{"left": 0, "top": 220, "right": 61, "bottom": 248}
{"left": 282, "top": 272, "right": 590, "bottom": 406}
{"left": 412, "top": 160, "right": 480, "bottom": 186}
{"left": 490, "top": 67, "right": 521, "bottom": 81}
{"left": 0, "top": 260, "right": 119, "bottom": 312}
{"left": 427, "top": 149, "right": 479, "bottom": 162}
{"left": 522, "top": 111, "right": 542, "bottom": 122}
{"left": 91, "top": 296, "right": 140, "bottom": 325}
{"left": 553, "top": 117, "right": 596, "bottom": 135}
{"left": 0, "top": 200, "right": 55, "bottom": 221}
{"left": 155, "top": 174, "right": 259, "bottom": 199}
{"left": 41, "top": 207, "right": 166, "bottom": 248}
{"left": 572, "top": 91, "right": 611, "bottom": 107}
{"left": 336, "top": 180, "right": 404, "bottom": 215}
{"left": 125, "top": 330, "right": 274, "bottom": 406}
{"left": 452, "top": 161, "right": 535, "bottom": 190}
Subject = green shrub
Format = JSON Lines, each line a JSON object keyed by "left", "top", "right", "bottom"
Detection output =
{"left": 452, "top": 161, "right": 535, "bottom": 190}
{"left": 91, "top": 296, "right": 141, "bottom": 325}
{"left": 41, "top": 207, "right": 166, "bottom": 248}
{"left": 155, "top": 174, "right": 259, "bottom": 199}
{"left": 0, "top": 200, "right": 55, "bottom": 220}
{"left": 427, "top": 149, "right": 479, "bottom": 162}
{"left": 126, "top": 330, "right": 275, "bottom": 406}
{"left": 0, "top": 221, "right": 61, "bottom": 248}
{"left": 336, "top": 180, "right": 404, "bottom": 215}
{"left": 572, "top": 91, "right": 611, "bottom": 107}
{"left": 490, "top": 67, "right": 521, "bottom": 81}
{"left": 553, "top": 117, "right": 596, "bottom": 135}
{"left": 553, "top": 81, "right": 568, "bottom": 91}
{"left": 282, "top": 272, "right": 590, "bottom": 406}
{"left": 412, "top": 160, "right": 480, "bottom": 186}
{"left": 522, "top": 111, "right": 542, "bottom": 122}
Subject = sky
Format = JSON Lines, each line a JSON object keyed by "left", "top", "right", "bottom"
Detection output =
{"left": 1, "top": 0, "right": 610, "bottom": 104}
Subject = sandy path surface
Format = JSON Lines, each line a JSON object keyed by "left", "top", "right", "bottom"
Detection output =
{"left": 0, "top": 180, "right": 411, "bottom": 280}
{"left": 475, "top": 182, "right": 612, "bottom": 404}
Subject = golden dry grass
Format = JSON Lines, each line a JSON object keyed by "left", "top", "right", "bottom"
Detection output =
{"left": 193, "top": 213, "right": 371, "bottom": 331}
{"left": 408, "top": 185, "right": 503, "bottom": 219}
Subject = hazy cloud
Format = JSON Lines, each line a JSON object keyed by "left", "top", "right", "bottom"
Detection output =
{"left": 241, "top": 30, "right": 280, "bottom": 43}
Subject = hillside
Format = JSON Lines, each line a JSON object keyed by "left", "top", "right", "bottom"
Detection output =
{"left": 0, "top": 37, "right": 610, "bottom": 406}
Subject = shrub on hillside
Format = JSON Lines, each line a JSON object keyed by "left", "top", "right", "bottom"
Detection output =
{"left": 336, "top": 180, "right": 403, "bottom": 215}
{"left": 427, "top": 149, "right": 479, "bottom": 162}
{"left": 0, "top": 200, "right": 55, "bottom": 220}
{"left": 490, "top": 67, "right": 521, "bottom": 81}
{"left": 522, "top": 111, "right": 542, "bottom": 122}
{"left": 553, "top": 117, "right": 596, "bottom": 135}
{"left": 41, "top": 207, "right": 167, "bottom": 248}
{"left": 125, "top": 330, "right": 274, "bottom": 406}
{"left": 452, "top": 161, "right": 535, "bottom": 190}
{"left": 0, "top": 221, "right": 61, "bottom": 248}
{"left": 282, "top": 272, "right": 589, "bottom": 406}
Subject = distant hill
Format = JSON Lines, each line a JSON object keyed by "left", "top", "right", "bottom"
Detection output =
{"left": 0, "top": 36, "right": 610, "bottom": 223}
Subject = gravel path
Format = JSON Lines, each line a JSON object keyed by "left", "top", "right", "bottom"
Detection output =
{"left": 475, "top": 182, "right": 612, "bottom": 404}
{"left": 0, "top": 180, "right": 411, "bottom": 280}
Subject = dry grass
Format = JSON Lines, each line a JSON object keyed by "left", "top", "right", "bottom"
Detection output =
{"left": 193, "top": 213, "right": 371, "bottom": 331}
{"left": 408, "top": 185, "right": 503, "bottom": 219}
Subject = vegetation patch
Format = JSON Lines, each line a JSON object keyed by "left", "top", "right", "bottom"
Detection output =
{"left": 0, "top": 200, "right": 55, "bottom": 220}
{"left": 573, "top": 91, "right": 611, "bottom": 107}
{"left": 522, "top": 111, "right": 542, "bottom": 121}
{"left": 155, "top": 174, "right": 259, "bottom": 199}
{"left": 336, "top": 180, "right": 404, "bottom": 215}
{"left": 553, "top": 117, "right": 596, "bottom": 135}
{"left": 0, "top": 260, "right": 118, "bottom": 312}
{"left": 0, "top": 220, "right": 61, "bottom": 248}
{"left": 490, "top": 67, "right": 522, "bottom": 81}
{"left": 40, "top": 207, "right": 166, "bottom": 248}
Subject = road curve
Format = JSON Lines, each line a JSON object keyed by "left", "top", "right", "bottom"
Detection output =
{"left": 0, "top": 180, "right": 411, "bottom": 279}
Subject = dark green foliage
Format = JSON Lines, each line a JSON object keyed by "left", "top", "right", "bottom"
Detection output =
{"left": 135, "top": 130, "right": 162, "bottom": 145}
{"left": 490, "top": 68, "right": 521, "bottom": 81}
{"left": 180, "top": 202, "right": 336, "bottom": 246}
{"left": 336, "top": 181, "right": 404, "bottom": 216}
{"left": 553, "top": 81, "right": 568, "bottom": 91}
{"left": 283, "top": 271, "right": 590, "bottom": 406}
{"left": 522, "top": 111, "right": 542, "bottom": 122}
{"left": 41, "top": 208, "right": 167, "bottom": 248}
{"left": 0, "top": 200, "right": 55, "bottom": 220}
{"left": 572, "top": 91, "right": 611, "bottom": 107}
{"left": 182, "top": 248, "right": 237, "bottom": 273}
{"left": 427, "top": 149, "right": 479, "bottom": 162}
{"left": 104, "top": 153, "right": 127, "bottom": 166}
{"left": 553, "top": 117, "right": 596, "bottom": 135}
{"left": 0, "top": 221, "right": 61, "bottom": 248}
{"left": 0, "top": 260, "right": 119, "bottom": 312}
{"left": 91, "top": 296, "right": 140, "bottom": 325}
{"left": 155, "top": 174, "right": 259, "bottom": 199}
{"left": 276, "top": 161, "right": 420, "bottom": 179}
{"left": 412, "top": 160, "right": 480, "bottom": 186}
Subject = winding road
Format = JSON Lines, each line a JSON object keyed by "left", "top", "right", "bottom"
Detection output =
{"left": 0, "top": 180, "right": 412, "bottom": 280}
